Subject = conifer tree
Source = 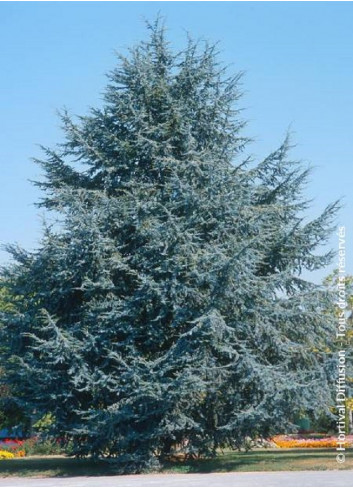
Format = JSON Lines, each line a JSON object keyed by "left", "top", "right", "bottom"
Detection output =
{"left": 1, "top": 20, "right": 339, "bottom": 471}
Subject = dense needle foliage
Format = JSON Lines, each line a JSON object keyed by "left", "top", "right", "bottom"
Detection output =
{"left": 0, "top": 20, "right": 339, "bottom": 471}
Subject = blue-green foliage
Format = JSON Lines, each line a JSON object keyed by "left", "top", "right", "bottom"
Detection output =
{"left": 0, "top": 20, "right": 339, "bottom": 471}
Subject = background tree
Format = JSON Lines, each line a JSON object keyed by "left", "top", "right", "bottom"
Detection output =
{"left": 323, "top": 271, "right": 353, "bottom": 433}
{"left": 0, "top": 20, "right": 339, "bottom": 471}
{"left": 0, "top": 285, "right": 29, "bottom": 434}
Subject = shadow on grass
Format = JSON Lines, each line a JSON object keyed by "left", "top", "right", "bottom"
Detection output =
{"left": 0, "top": 457, "right": 117, "bottom": 478}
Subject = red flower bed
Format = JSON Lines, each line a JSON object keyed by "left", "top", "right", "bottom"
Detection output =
{"left": 0, "top": 438, "right": 25, "bottom": 457}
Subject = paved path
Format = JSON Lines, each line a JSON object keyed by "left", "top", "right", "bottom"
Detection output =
{"left": 0, "top": 471, "right": 352, "bottom": 487}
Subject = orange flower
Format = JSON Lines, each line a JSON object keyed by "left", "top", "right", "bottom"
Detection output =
{"left": 272, "top": 435, "right": 353, "bottom": 449}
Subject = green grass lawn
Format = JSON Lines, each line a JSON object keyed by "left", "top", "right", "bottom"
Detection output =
{"left": 163, "top": 448, "right": 352, "bottom": 473}
{"left": 0, "top": 449, "right": 351, "bottom": 478}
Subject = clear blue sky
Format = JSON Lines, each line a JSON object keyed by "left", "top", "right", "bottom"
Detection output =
{"left": 1, "top": 2, "right": 352, "bottom": 282}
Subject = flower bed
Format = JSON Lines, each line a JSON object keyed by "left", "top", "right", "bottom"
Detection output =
{"left": 272, "top": 434, "right": 353, "bottom": 448}
{"left": 0, "top": 439, "right": 25, "bottom": 458}
{"left": 0, "top": 450, "right": 15, "bottom": 459}
{"left": 0, "top": 436, "right": 67, "bottom": 458}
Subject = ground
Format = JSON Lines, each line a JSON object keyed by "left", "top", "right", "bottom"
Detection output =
{"left": 1, "top": 470, "right": 353, "bottom": 487}
{"left": 0, "top": 449, "right": 351, "bottom": 478}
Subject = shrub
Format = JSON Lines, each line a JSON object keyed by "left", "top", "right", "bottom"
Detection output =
{"left": 20, "top": 437, "right": 66, "bottom": 456}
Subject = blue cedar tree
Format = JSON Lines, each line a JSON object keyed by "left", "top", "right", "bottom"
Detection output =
{"left": 1, "top": 20, "right": 339, "bottom": 470}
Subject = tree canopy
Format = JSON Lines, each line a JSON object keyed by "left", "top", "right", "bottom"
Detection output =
{"left": 0, "top": 20, "right": 339, "bottom": 471}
